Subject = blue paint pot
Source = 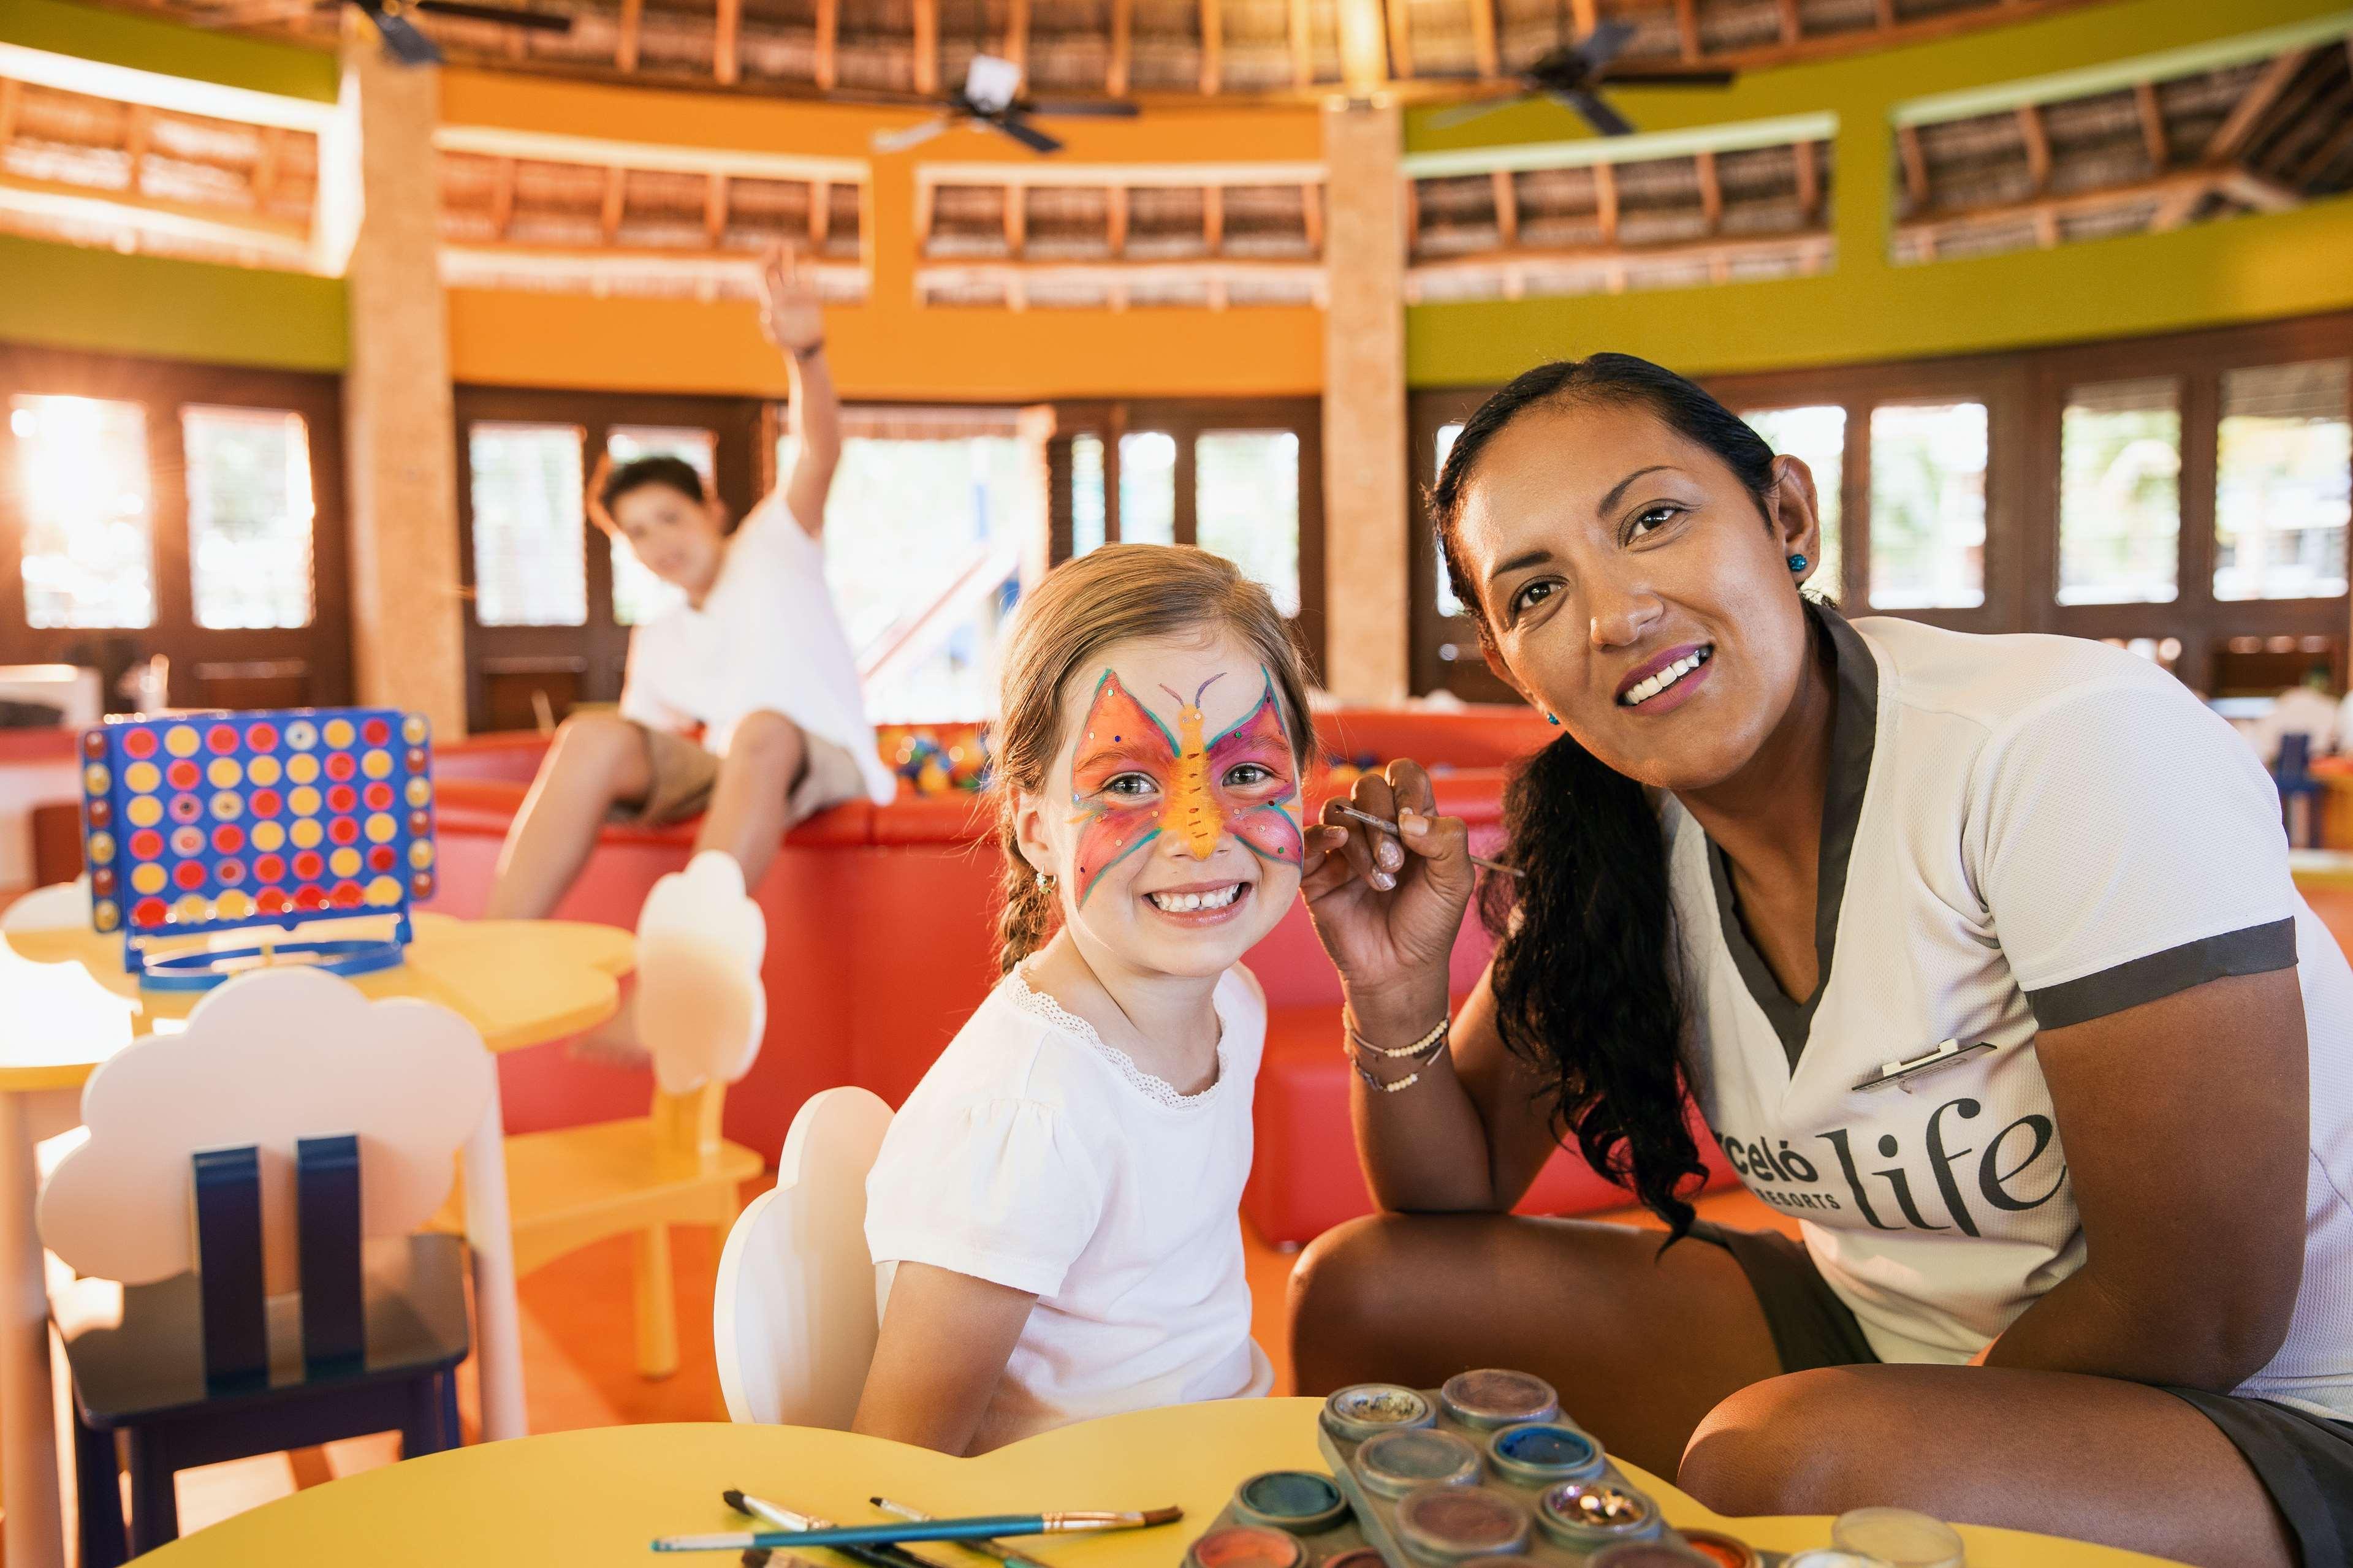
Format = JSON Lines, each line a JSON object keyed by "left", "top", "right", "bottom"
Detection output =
{"left": 1486, "top": 1421, "right": 1605, "bottom": 1486}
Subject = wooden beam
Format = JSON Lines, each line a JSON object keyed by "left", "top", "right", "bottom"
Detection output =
{"left": 2292, "top": 114, "right": 2353, "bottom": 186}
{"left": 1005, "top": 181, "right": 1026, "bottom": 256}
{"left": 1491, "top": 168, "right": 1516, "bottom": 246}
{"left": 1385, "top": 0, "right": 1413, "bottom": 85}
{"left": 1871, "top": 0, "right": 1895, "bottom": 28}
{"left": 2203, "top": 48, "right": 2309, "bottom": 165}
{"left": 1108, "top": 0, "right": 1131, "bottom": 96}
{"left": 914, "top": 0, "right": 940, "bottom": 96}
{"left": 491, "top": 155, "right": 518, "bottom": 238}
{"left": 1897, "top": 123, "right": 1930, "bottom": 209}
{"left": 1910, "top": 164, "right": 2260, "bottom": 240}
{"left": 2135, "top": 80, "right": 2167, "bottom": 171}
{"left": 2017, "top": 103, "right": 2050, "bottom": 192}
{"left": 1790, "top": 140, "right": 1818, "bottom": 224}
{"left": 1006, "top": 0, "right": 1031, "bottom": 72}
{"left": 813, "top": 0, "right": 839, "bottom": 90}
{"left": 714, "top": 0, "right": 742, "bottom": 83}
{"left": 123, "top": 105, "right": 151, "bottom": 197}
{"left": 1403, "top": 177, "right": 1420, "bottom": 255}
{"left": 1107, "top": 183, "right": 1129, "bottom": 255}
{"left": 1591, "top": 159, "right": 1617, "bottom": 244}
{"left": 1413, "top": 228, "right": 1834, "bottom": 279}
{"left": 1467, "top": 0, "right": 1499, "bottom": 80}
{"left": 1299, "top": 180, "right": 1320, "bottom": 252}
{"left": 1288, "top": 0, "right": 1314, "bottom": 87}
{"left": 1569, "top": 0, "right": 1595, "bottom": 36}
{"left": 251, "top": 126, "right": 282, "bottom": 211}
{"left": 600, "top": 164, "right": 626, "bottom": 241}
{"left": 914, "top": 176, "right": 936, "bottom": 249}
{"left": 0, "top": 169, "right": 312, "bottom": 260}
{"left": 810, "top": 179, "right": 831, "bottom": 248}
{"left": 705, "top": 172, "right": 729, "bottom": 246}
{"left": 1673, "top": 0, "right": 1700, "bottom": 62}
{"left": 1201, "top": 0, "right": 1223, "bottom": 94}
{"left": 1204, "top": 183, "right": 1224, "bottom": 252}
{"left": 617, "top": 0, "right": 643, "bottom": 71}
{"left": 0, "top": 78, "right": 21, "bottom": 151}
{"left": 1774, "top": 0, "right": 1800, "bottom": 45}
{"left": 1693, "top": 148, "right": 1721, "bottom": 231}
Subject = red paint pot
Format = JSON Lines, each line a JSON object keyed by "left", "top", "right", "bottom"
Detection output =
{"left": 1182, "top": 1524, "right": 1305, "bottom": 1568}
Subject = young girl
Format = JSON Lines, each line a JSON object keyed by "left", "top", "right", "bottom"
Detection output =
{"left": 857, "top": 544, "right": 1314, "bottom": 1455}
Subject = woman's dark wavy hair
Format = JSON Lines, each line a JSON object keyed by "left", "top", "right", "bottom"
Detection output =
{"left": 1434, "top": 354, "right": 1781, "bottom": 1241}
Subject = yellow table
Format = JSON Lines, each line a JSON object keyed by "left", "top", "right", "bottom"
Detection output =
{"left": 129, "top": 1399, "right": 2177, "bottom": 1567}
{"left": 0, "top": 912, "right": 633, "bottom": 1568}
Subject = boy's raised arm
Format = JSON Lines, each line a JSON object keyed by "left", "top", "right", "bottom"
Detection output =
{"left": 759, "top": 243, "right": 842, "bottom": 538}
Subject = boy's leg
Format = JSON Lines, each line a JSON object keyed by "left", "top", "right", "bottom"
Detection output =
{"left": 484, "top": 714, "right": 655, "bottom": 922}
{"left": 692, "top": 710, "right": 810, "bottom": 892}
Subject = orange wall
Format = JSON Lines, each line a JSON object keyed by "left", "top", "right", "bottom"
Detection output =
{"left": 436, "top": 70, "right": 1328, "bottom": 400}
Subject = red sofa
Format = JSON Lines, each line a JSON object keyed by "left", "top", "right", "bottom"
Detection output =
{"left": 427, "top": 710, "right": 1734, "bottom": 1245}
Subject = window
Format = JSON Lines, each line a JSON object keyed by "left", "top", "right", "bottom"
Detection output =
{"left": 1435, "top": 423, "right": 1465, "bottom": 618}
{"left": 1868, "top": 401, "right": 1986, "bottom": 609}
{"left": 1118, "top": 431, "right": 1177, "bottom": 545}
{"left": 1741, "top": 406, "right": 1846, "bottom": 598}
{"left": 10, "top": 395, "right": 155, "bottom": 629}
{"left": 2057, "top": 378, "right": 2180, "bottom": 605}
{"left": 2215, "top": 360, "right": 2350, "bottom": 603}
{"left": 815, "top": 432, "right": 1028, "bottom": 721}
{"left": 468, "top": 422, "right": 587, "bottom": 627}
{"left": 603, "top": 425, "right": 709, "bottom": 625}
{"left": 1195, "top": 431, "right": 1301, "bottom": 616}
{"left": 1070, "top": 433, "right": 1107, "bottom": 556}
{"left": 183, "top": 406, "right": 316, "bottom": 629}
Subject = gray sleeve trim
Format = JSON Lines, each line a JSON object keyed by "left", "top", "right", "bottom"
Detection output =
{"left": 2025, "top": 918, "right": 2298, "bottom": 1029}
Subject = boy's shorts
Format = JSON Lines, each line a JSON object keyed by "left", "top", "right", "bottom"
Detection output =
{"left": 626, "top": 720, "right": 870, "bottom": 828}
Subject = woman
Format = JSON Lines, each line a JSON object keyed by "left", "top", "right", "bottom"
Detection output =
{"left": 1295, "top": 355, "right": 2353, "bottom": 1567}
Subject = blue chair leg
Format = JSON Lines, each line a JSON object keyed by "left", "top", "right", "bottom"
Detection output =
{"left": 73, "top": 1406, "right": 127, "bottom": 1568}
{"left": 125, "top": 1427, "right": 180, "bottom": 1556}
{"left": 439, "top": 1368, "right": 463, "bottom": 1449}
{"left": 401, "top": 1374, "right": 447, "bottom": 1458}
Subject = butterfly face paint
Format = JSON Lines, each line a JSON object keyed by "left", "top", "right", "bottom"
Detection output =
{"left": 1066, "top": 667, "right": 1304, "bottom": 906}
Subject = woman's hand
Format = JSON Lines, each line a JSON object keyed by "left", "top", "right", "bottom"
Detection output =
{"left": 1302, "top": 759, "right": 1478, "bottom": 1040}
{"left": 757, "top": 243, "right": 826, "bottom": 355}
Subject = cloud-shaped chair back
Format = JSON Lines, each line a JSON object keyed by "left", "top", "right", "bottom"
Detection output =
{"left": 636, "top": 850, "right": 768, "bottom": 1097}
{"left": 38, "top": 966, "right": 493, "bottom": 1292}
{"left": 2, "top": 876, "right": 91, "bottom": 933}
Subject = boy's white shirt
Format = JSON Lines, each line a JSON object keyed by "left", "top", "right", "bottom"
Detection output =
{"left": 617, "top": 493, "right": 897, "bottom": 805}
{"left": 865, "top": 962, "right": 1274, "bottom": 1453}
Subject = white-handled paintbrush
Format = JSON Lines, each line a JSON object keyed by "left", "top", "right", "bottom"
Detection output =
{"left": 1330, "top": 803, "right": 1524, "bottom": 879}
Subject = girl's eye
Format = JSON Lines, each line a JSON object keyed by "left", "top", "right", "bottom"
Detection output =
{"left": 1222, "top": 762, "right": 1280, "bottom": 789}
{"left": 1103, "top": 772, "right": 1158, "bottom": 798}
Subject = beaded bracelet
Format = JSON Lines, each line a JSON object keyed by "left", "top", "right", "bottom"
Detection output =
{"left": 1344, "top": 1018, "right": 1450, "bottom": 1094}
{"left": 1344, "top": 1014, "right": 1450, "bottom": 1061}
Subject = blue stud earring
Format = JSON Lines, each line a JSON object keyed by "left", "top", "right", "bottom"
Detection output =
{"left": 1546, "top": 713, "right": 1560, "bottom": 725}
{"left": 1787, "top": 554, "right": 1809, "bottom": 573}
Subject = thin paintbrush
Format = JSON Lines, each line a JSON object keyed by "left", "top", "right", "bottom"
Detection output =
{"left": 1329, "top": 803, "right": 1524, "bottom": 879}
{"left": 870, "top": 1498, "right": 1055, "bottom": 1568}
{"left": 722, "top": 1491, "right": 960, "bottom": 1568}
{"left": 653, "top": 1506, "right": 1184, "bottom": 1555}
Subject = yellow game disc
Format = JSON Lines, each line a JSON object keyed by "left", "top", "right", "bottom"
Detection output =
{"left": 290, "top": 818, "right": 324, "bottom": 849}
{"left": 362, "top": 749, "right": 392, "bottom": 779}
{"left": 248, "top": 755, "right": 282, "bottom": 786}
{"left": 249, "top": 820, "right": 286, "bottom": 852}
{"left": 208, "top": 757, "right": 243, "bottom": 788}
{"left": 164, "top": 725, "right": 200, "bottom": 758}
{"left": 214, "top": 890, "right": 254, "bottom": 921}
{"left": 322, "top": 718, "right": 355, "bottom": 749}
{"left": 289, "top": 786, "right": 322, "bottom": 817}
{"left": 131, "top": 863, "right": 165, "bottom": 895}
{"left": 124, "top": 761, "right": 160, "bottom": 793}
{"left": 409, "top": 841, "right": 435, "bottom": 869}
{"left": 126, "top": 796, "right": 162, "bottom": 828}
{"left": 330, "top": 847, "right": 362, "bottom": 878}
{"left": 175, "top": 893, "right": 210, "bottom": 923}
{"left": 406, "top": 777, "right": 431, "bottom": 807}
{"left": 365, "top": 812, "right": 396, "bottom": 843}
{"left": 87, "top": 833, "right": 115, "bottom": 865}
{"left": 286, "top": 753, "right": 321, "bottom": 785}
{"left": 367, "top": 876, "right": 403, "bottom": 906}
{"left": 92, "top": 901, "right": 120, "bottom": 933}
{"left": 403, "top": 715, "right": 428, "bottom": 744}
{"left": 83, "top": 764, "right": 110, "bottom": 795}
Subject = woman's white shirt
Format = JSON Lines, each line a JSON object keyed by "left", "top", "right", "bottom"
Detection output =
{"left": 1674, "top": 610, "right": 2353, "bottom": 1422}
{"left": 864, "top": 963, "right": 1274, "bottom": 1453}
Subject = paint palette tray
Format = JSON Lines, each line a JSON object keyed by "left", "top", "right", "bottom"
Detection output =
{"left": 1310, "top": 1372, "right": 1781, "bottom": 1568}
{"left": 1185, "top": 1469, "right": 1377, "bottom": 1567}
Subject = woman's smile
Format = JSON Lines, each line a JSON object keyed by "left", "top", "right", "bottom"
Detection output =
{"left": 1616, "top": 643, "right": 1716, "bottom": 712}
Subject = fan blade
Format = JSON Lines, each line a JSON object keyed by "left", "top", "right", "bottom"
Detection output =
{"left": 414, "top": 0, "right": 574, "bottom": 30}
{"left": 872, "top": 116, "right": 956, "bottom": 151}
{"left": 1021, "top": 98, "right": 1141, "bottom": 118}
{"left": 1574, "top": 19, "right": 1636, "bottom": 70}
{"left": 994, "top": 114, "right": 1065, "bottom": 154}
{"left": 358, "top": 0, "right": 445, "bottom": 65}
{"left": 1560, "top": 88, "right": 1634, "bottom": 137}
{"left": 1602, "top": 66, "right": 1736, "bottom": 86}
{"left": 1426, "top": 96, "right": 1529, "bottom": 132}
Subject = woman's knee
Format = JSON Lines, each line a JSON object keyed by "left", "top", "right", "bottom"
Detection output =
{"left": 1678, "top": 1367, "right": 1887, "bottom": 1517}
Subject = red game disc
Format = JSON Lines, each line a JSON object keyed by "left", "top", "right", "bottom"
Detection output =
{"left": 363, "top": 782, "right": 393, "bottom": 811}
{"left": 166, "top": 760, "right": 200, "bottom": 791}
{"left": 123, "top": 730, "right": 157, "bottom": 760}
{"left": 212, "top": 825, "right": 244, "bottom": 854}
{"left": 368, "top": 845, "right": 397, "bottom": 872}
{"left": 245, "top": 722, "right": 279, "bottom": 751}
{"left": 133, "top": 897, "right": 167, "bottom": 925}
{"left": 129, "top": 830, "right": 163, "bottom": 860}
{"left": 172, "top": 862, "right": 205, "bottom": 891}
{"left": 325, "top": 752, "right": 356, "bottom": 781}
{"left": 330, "top": 881, "right": 363, "bottom": 907}
{"left": 363, "top": 718, "right": 390, "bottom": 746}
{"left": 292, "top": 850, "right": 324, "bottom": 881}
{"left": 87, "top": 799, "right": 111, "bottom": 827}
{"left": 411, "top": 872, "right": 435, "bottom": 898}
{"left": 207, "top": 724, "right": 238, "bottom": 754}
{"left": 327, "top": 784, "right": 357, "bottom": 814}
{"left": 294, "top": 885, "right": 329, "bottom": 911}
{"left": 250, "top": 789, "right": 282, "bottom": 817}
{"left": 91, "top": 868, "right": 115, "bottom": 896}
{"left": 83, "top": 732, "right": 106, "bottom": 759}
{"left": 253, "top": 854, "right": 286, "bottom": 882}
{"left": 256, "top": 887, "right": 289, "bottom": 915}
{"left": 328, "top": 817, "right": 358, "bottom": 845}
{"left": 216, "top": 859, "right": 246, "bottom": 886}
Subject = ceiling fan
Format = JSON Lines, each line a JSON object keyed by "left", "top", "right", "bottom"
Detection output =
{"left": 1431, "top": 18, "right": 1735, "bottom": 136}
{"left": 866, "top": 54, "right": 1139, "bottom": 155}
{"left": 191, "top": 0, "right": 574, "bottom": 67}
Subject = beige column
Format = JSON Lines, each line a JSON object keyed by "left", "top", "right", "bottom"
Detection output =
{"left": 328, "top": 15, "right": 468, "bottom": 735}
{"left": 1319, "top": 97, "right": 1411, "bottom": 705}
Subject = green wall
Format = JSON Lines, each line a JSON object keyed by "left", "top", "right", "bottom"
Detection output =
{"left": 0, "top": 1, "right": 347, "bottom": 371}
{"left": 1404, "top": 0, "right": 2353, "bottom": 387}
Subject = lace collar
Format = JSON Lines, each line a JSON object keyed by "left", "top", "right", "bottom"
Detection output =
{"left": 1005, "top": 964, "right": 1227, "bottom": 1112}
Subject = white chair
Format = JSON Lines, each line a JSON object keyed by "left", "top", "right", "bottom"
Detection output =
{"left": 2, "top": 875, "right": 91, "bottom": 934}
{"left": 713, "top": 1085, "right": 893, "bottom": 1428}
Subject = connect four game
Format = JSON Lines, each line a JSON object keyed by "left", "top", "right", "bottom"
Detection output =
{"left": 78, "top": 708, "right": 437, "bottom": 990}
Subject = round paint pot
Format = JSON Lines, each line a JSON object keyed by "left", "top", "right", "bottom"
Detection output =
{"left": 1324, "top": 1552, "right": 1391, "bottom": 1568}
{"left": 1183, "top": 1524, "right": 1307, "bottom": 1568}
{"left": 1393, "top": 1484, "right": 1533, "bottom": 1562}
{"left": 1486, "top": 1421, "right": 1605, "bottom": 1486}
{"left": 1589, "top": 1545, "right": 1717, "bottom": 1568}
{"left": 1357, "top": 1426, "right": 1484, "bottom": 1498}
{"left": 1784, "top": 1553, "right": 1887, "bottom": 1568}
{"left": 1679, "top": 1529, "right": 1765, "bottom": 1568}
{"left": 1439, "top": 1369, "right": 1560, "bottom": 1430}
{"left": 1322, "top": 1383, "right": 1436, "bottom": 1444}
{"left": 1534, "top": 1479, "right": 1662, "bottom": 1550}
{"left": 1230, "top": 1470, "right": 1350, "bottom": 1536}
{"left": 1833, "top": 1507, "right": 1965, "bottom": 1568}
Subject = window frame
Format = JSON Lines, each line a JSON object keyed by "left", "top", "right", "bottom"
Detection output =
{"left": 0, "top": 343, "right": 352, "bottom": 710}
